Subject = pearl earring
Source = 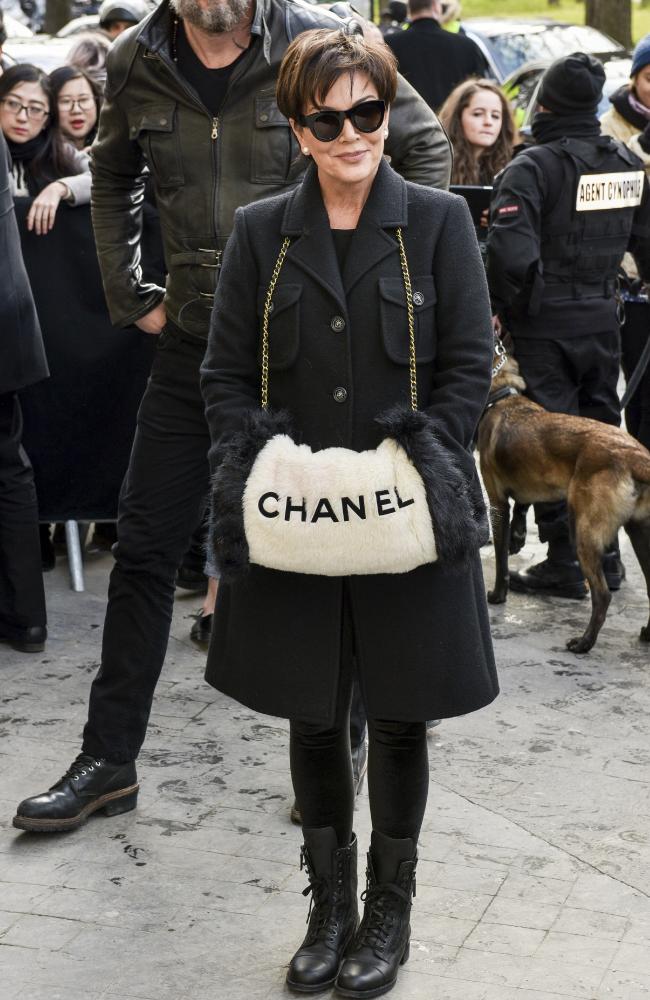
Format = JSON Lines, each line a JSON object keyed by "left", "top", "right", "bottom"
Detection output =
{"left": 384, "top": 128, "right": 389, "bottom": 139}
{"left": 302, "top": 146, "right": 310, "bottom": 155}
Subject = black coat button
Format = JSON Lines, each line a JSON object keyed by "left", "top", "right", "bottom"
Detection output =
{"left": 333, "top": 387, "right": 348, "bottom": 403}
{"left": 330, "top": 315, "right": 346, "bottom": 332}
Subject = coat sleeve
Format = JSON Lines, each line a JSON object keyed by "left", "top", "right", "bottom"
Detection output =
{"left": 200, "top": 207, "right": 261, "bottom": 472}
{"left": 385, "top": 75, "right": 452, "bottom": 190}
{"left": 425, "top": 195, "right": 493, "bottom": 452}
{"left": 90, "top": 40, "right": 165, "bottom": 328}
{"left": 629, "top": 175, "right": 650, "bottom": 283}
{"left": 485, "top": 154, "right": 546, "bottom": 314}
{"left": 60, "top": 150, "right": 91, "bottom": 206}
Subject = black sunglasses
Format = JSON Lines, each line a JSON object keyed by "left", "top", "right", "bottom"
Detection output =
{"left": 298, "top": 99, "right": 386, "bottom": 143}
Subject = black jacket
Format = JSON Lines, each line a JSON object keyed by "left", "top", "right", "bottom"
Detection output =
{"left": 385, "top": 17, "right": 486, "bottom": 111}
{"left": 487, "top": 133, "right": 650, "bottom": 338}
{"left": 0, "top": 134, "right": 48, "bottom": 396}
{"left": 200, "top": 160, "right": 498, "bottom": 725}
{"left": 91, "top": 0, "right": 453, "bottom": 338}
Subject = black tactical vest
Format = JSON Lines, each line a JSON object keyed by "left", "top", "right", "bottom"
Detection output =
{"left": 524, "top": 136, "right": 644, "bottom": 311}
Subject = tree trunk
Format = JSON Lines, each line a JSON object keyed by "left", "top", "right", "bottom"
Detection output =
{"left": 44, "top": 0, "right": 72, "bottom": 34}
{"left": 585, "top": 0, "right": 632, "bottom": 48}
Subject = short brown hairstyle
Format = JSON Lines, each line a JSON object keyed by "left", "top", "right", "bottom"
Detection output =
{"left": 276, "top": 28, "right": 398, "bottom": 122}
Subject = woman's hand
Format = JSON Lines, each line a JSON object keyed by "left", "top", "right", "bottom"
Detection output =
{"left": 135, "top": 302, "right": 167, "bottom": 335}
{"left": 27, "top": 181, "right": 69, "bottom": 235}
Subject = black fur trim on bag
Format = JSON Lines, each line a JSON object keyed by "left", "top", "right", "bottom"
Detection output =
{"left": 376, "top": 405, "right": 489, "bottom": 565}
{"left": 208, "top": 408, "right": 292, "bottom": 580}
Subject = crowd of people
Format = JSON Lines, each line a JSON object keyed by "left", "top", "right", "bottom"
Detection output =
{"left": 3, "top": 0, "right": 650, "bottom": 996}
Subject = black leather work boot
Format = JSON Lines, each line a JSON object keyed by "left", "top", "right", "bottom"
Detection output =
{"left": 286, "top": 827, "right": 359, "bottom": 993}
{"left": 602, "top": 545, "right": 626, "bottom": 591}
{"left": 509, "top": 558, "right": 588, "bottom": 599}
{"left": 335, "top": 831, "right": 417, "bottom": 998}
{"left": 13, "top": 754, "right": 138, "bottom": 833}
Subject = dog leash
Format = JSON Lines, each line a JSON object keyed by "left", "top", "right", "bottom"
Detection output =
{"left": 621, "top": 335, "right": 650, "bottom": 410}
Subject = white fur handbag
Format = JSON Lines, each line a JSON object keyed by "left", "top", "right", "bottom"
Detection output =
{"left": 209, "top": 230, "right": 484, "bottom": 579}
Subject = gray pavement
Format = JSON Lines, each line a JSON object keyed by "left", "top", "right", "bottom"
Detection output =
{"left": 1, "top": 527, "right": 650, "bottom": 1000}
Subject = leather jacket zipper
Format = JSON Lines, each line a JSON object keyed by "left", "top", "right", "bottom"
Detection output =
{"left": 211, "top": 117, "right": 218, "bottom": 140}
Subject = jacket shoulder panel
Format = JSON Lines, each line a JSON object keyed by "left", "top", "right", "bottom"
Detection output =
{"left": 283, "top": 0, "right": 359, "bottom": 41}
{"left": 104, "top": 18, "right": 147, "bottom": 98}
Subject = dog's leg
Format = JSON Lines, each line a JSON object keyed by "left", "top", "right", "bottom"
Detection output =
{"left": 624, "top": 521, "right": 650, "bottom": 642}
{"left": 509, "top": 502, "right": 528, "bottom": 555}
{"left": 567, "top": 524, "right": 611, "bottom": 654}
{"left": 488, "top": 500, "right": 511, "bottom": 604}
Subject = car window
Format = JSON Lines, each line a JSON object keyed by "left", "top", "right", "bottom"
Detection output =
{"left": 490, "top": 25, "right": 624, "bottom": 78}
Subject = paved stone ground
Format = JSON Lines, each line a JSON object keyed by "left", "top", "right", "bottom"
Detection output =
{"left": 1, "top": 526, "right": 650, "bottom": 1000}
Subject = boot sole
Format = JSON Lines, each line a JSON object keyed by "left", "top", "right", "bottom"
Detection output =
{"left": 12, "top": 784, "right": 139, "bottom": 833}
{"left": 508, "top": 578, "right": 587, "bottom": 600}
{"left": 0, "top": 638, "right": 46, "bottom": 653}
{"left": 286, "top": 974, "right": 338, "bottom": 994}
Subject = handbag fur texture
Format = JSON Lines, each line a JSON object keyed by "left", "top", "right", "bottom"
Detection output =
{"left": 208, "top": 405, "right": 486, "bottom": 580}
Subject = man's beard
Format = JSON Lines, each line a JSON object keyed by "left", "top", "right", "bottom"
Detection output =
{"left": 170, "top": 0, "right": 251, "bottom": 33}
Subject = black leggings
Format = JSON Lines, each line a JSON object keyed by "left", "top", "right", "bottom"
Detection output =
{"left": 289, "top": 588, "right": 429, "bottom": 847}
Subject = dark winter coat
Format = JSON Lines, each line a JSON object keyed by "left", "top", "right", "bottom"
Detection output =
{"left": 200, "top": 159, "right": 498, "bottom": 724}
{"left": 0, "top": 134, "right": 48, "bottom": 396}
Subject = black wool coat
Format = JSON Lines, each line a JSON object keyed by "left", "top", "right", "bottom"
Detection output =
{"left": 0, "top": 134, "right": 48, "bottom": 396}
{"left": 200, "top": 160, "right": 498, "bottom": 725}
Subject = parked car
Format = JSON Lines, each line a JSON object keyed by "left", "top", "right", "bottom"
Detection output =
{"left": 2, "top": 34, "right": 73, "bottom": 70}
{"left": 461, "top": 16, "right": 628, "bottom": 83}
{"left": 503, "top": 52, "right": 633, "bottom": 130}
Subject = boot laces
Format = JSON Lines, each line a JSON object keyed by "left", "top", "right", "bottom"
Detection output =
{"left": 53, "top": 753, "right": 103, "bottom": 788}
{"left": 358, "top": 882, "right": 410, "bottom": 955}
{"left": 300, "top": 848, "right": 346, "bottom": 945}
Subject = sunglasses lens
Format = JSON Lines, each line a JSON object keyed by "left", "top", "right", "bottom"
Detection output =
{"left": 311, "top": 112, "right": 342, "bottom": 142}
{"left": 351, "top": 101, "right": 385, "bottom": 133}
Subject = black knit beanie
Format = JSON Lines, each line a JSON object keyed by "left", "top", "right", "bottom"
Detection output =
{"left": 537, "top": 52, "right": 606, "bottom": 116}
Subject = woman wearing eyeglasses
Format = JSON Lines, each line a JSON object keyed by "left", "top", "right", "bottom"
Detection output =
{"left": 201, "top": 28, "right": 497, "bottom": 998}
{"left": 0, "top": 64, "right": 91, "bottom": 235}
{"left": 49, "top": 66, "right": 101, "bottom": 154}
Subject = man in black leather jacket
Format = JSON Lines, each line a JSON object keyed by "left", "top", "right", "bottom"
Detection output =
{"left": 13, "top": 0, "right": 452, "bottom": 834}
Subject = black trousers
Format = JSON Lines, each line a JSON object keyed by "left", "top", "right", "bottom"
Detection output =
{"left": 621, "top": 300, "right": 650, "bottom": 451}
{"left": 290, "top": 586, "right": 429, "bottom": 847}
{"left": 82, "top": 331, "right": 211, "bottom": 762}
{"left": 0, "top": 392, "right": 46, "bottom": 632}
{"left": 514, "top": 332, "right": 621, "bottom": 553}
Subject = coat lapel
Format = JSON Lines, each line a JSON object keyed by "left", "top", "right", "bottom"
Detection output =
{"left": 343, "top": 159, "right": 409, "bottom": 295}
{"left": 281, "top": 159, "right": 409, "bottom": 308}
{"left": 281, "top": 164, "right": 347, "bottom": 313}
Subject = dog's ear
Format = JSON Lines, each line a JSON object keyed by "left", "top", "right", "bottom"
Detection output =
{"left": 501, "top": 329, "right": 515, "bottom": 355}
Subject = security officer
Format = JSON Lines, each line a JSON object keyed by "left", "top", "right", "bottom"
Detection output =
{"left": 487, "top": 52, "right": 650, "bottom": 598}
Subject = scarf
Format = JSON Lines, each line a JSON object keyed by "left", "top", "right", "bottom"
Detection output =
{"left": 610, "top": 84, "right": 650, "bottom": 129}
{"left": 531, "top": 111, "right": 601, "bottom": 145}
{"left": 6, "top": 132, "right": 52, "bottom": 196}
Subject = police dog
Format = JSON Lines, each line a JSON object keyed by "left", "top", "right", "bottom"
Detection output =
{"left": 478, "top": 337, "right": 650, "bottom": 653}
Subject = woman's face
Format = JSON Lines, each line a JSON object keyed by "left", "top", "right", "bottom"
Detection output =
{"left": 634, "top": 66, "right": 650, "bottom": 110}
{"left": 292, "top": 71, "right": 388, "bottom": 191}
{"left": 0, "top": 80, "right": 49, "bottom": 144}
{"left": 460, "top": 89, "right": 503, "bottom": 152}
{"left": 57, "top": 76, "right": 97, "bottom": 142}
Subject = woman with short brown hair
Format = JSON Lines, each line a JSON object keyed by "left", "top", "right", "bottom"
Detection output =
{"left": 202, "top": 28, "right": 497, "bottom": 997}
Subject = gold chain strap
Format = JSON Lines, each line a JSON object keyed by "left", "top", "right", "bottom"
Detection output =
{"left": 395, "top": 227, "right": 418, "bottom": 412}
{"left": 260, "top": 227, "right": 417, "bottom": 411}
{"left": 261, "top": 236, "right": 291, "bottom": 410}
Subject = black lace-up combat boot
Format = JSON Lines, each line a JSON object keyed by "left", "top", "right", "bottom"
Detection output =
{"left": 287, "top": 827, "right": 359, "bottom": 993}
{"left": 335, "top": 830, "right": 417, "bottom": 998}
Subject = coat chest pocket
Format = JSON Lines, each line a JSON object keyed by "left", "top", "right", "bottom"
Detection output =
{"left": 251, "top": 94, "right": 297, "bottom": 185}
{"left": 128, "top": 104, "right": 184, "bottom": 188}
{"left": 379, "top": 275, "right": 436, "bottom": 364}
{"left": 256, "top": 283, "right": 302, "bottom": 370}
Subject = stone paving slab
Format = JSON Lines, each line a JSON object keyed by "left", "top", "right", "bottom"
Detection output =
{"left": 1, "top": 527, "right": 650, "bottom": 1000}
